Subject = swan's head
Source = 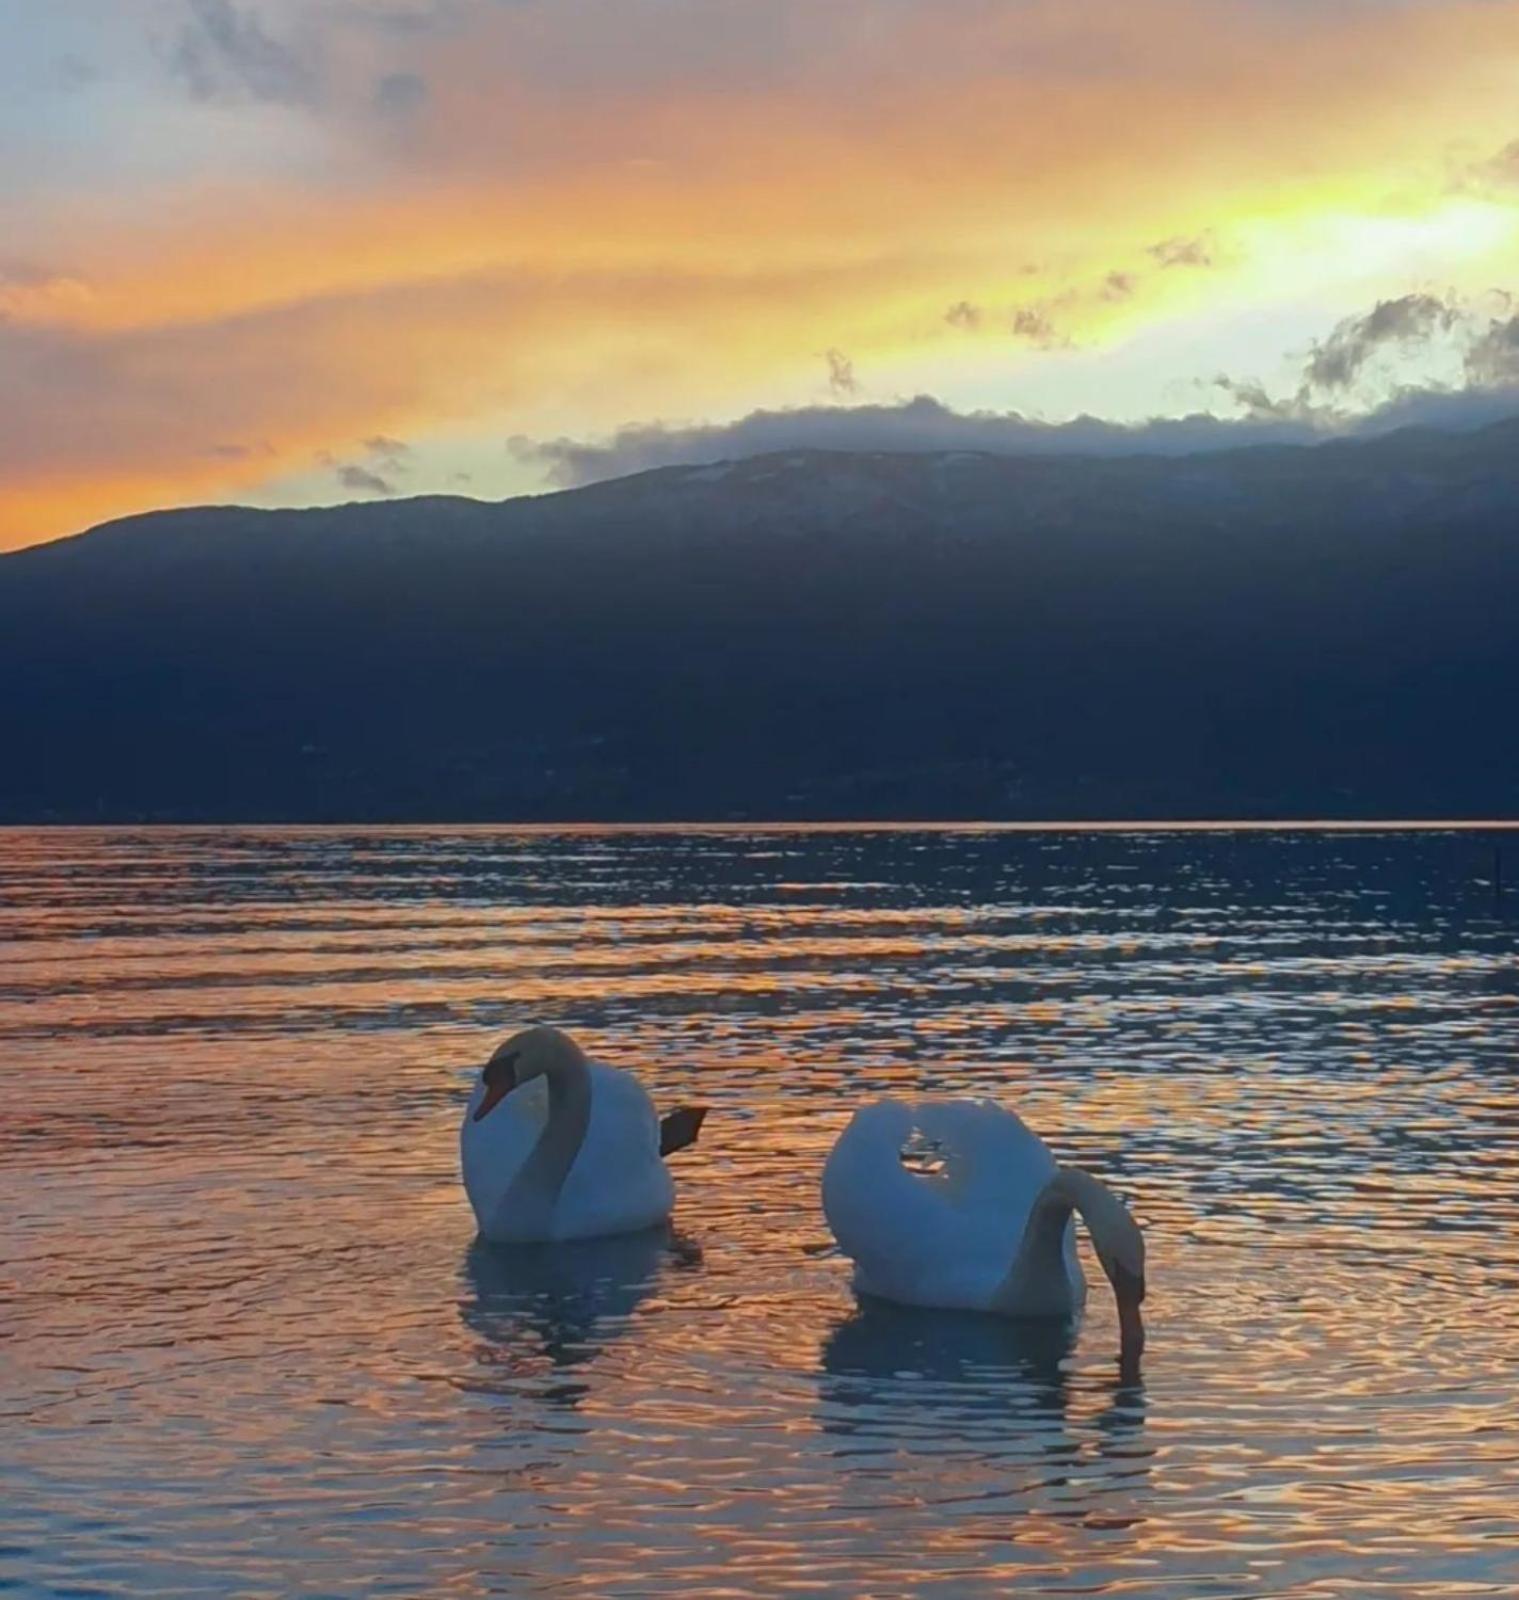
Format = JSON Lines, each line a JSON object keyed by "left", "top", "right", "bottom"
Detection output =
{"left": 472, "top": 1025, "right": 585, "bottom": 1123}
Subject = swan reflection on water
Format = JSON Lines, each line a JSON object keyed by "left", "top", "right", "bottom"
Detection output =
{"left": 818, "top": 1301, "right": 1150, "bottom": 1490}
{"left": 459, "top": 1226, "right": 701, "bottom": 1404}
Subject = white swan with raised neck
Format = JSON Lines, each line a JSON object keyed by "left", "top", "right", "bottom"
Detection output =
{"left": 461, "top": 1025, "right": 707, "bottom": 1244}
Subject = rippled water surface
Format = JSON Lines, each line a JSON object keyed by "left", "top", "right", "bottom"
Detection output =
{"left": 4, "top": 825, "right": 1518, "bottom": 1599}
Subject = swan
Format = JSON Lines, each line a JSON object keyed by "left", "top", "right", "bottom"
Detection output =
{"left": 460, "top": 1025, "right": 708, "bottom": 1243}
{"left": 821, "top": 1097, "right": 1146, "bottom": 1352}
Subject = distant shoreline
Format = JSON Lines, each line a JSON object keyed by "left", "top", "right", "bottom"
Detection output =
{"left": 2, "top": 818, "right": 1515, "bottom": 834}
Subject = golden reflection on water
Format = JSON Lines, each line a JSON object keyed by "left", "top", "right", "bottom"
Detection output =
{"left": 2, "top": 825, "right": 1517, "bottom": 1599}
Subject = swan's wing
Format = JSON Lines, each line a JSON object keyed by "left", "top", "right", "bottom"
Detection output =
{"left": 553, "top": 1060, "right": 674, "bottom": 1239}
{"left": 582, "top": 1060, "right": 663, "bottom": 1154}
{"left": 822, "top": 1101, "right": 968, "bottom": 1298}
{"left": 912, "top": 1097, "right": 1058, "bottom": 1220}
{"left": 823, "top": 1097, "right": 1063, "bottom": 1311}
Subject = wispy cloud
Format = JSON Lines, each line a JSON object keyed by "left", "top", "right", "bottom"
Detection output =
{"left": 1452, "top": 136, "right": 1519, "bottom": 194}
{"left": 944, "top": 300, "right": 981, "bottom": 331}
{"left": 825, "top": 348, "right": 858, "bottom": 395}
{"left": 165, "top": 0, "right": 321, "bottom": 107}
{"left": 1011, "top": 306, "right": 1067, "bottom": 348}
{"left": 325, "top": 435, "right": 413, "bottom": 494}
{"left": 329, "top": 1, "right": 468, "bottom": 36}
{"left": 1302, "top": 293, "right": 1458, "bottom": 393}
{"left": 0, "top": 261, "right": 92, "bottom": 321}
{"left": 1212, "top": 375, "right": 1306, "bottom": 423}
{"left": 1147, "top": 233, "right": 1214, "bottom": 269}
{"left": 336, "top": 462, "right": 395, "bottom": 495}
{"left": 374, "top": 71, "right": 427, "bottom": 115}
{"left": 201, "top": 440, "right": 273, "bottom": 461}
{"left": 52, "top": 52, "right": 100, "bottom": 90}
{"left": 1466, "top": 313, "right": 1519, "bottom": 386}
{"left": 363, "top": 434, "right": 411, "bottom": 463}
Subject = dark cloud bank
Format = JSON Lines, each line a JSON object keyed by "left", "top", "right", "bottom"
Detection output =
{"left": 518, "top": 295, "right": 1519, "bottom": 487}
{"left": 516, "top": 376, "right": 1519, "bottom": 489}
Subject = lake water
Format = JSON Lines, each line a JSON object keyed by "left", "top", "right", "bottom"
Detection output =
{"left": 3, "top": 825, "right": 1517, "bottom": 1599}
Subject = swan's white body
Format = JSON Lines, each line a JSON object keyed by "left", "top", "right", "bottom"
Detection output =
{"left": 822, "top": 1098, "right": 1086, "bottom": 1316}
{"left": 461, "top": 1060, "right": 674, "bottom": 1243}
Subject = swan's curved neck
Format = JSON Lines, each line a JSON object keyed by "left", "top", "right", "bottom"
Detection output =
{"left": 501, "top": 1052, "right": 593, "bottom": 1223}
{"left": 994, "top": 1167, "right": 1081, "bottom": 1312}
{"left": 1048, "top": 1165, "right": 1111, "bottom": 1224}
{"left": 995, "top": 1167, "right": 1117, "bottom": 1306}
{"left": 999, "top": 1165, "right": 1144, "bottom": 1350}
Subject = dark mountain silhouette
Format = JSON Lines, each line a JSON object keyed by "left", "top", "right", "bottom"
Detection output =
{"left": 3, "top": 423, "right": 1517, "bottom": 822}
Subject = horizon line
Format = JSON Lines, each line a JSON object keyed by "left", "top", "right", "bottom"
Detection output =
{"left": 2, "top": 818, "right": 1515, "bottom": 834}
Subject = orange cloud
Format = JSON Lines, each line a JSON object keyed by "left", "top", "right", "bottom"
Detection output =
{"left": 5, "top": 0, "right": 1519, "bottom": 547}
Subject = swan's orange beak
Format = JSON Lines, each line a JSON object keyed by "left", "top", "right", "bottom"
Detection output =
{"left": 471, "top": 1049, "right": 520, "bottom": 1123}
{"left": 472, "top": 1080, "right": 509, "bottom": 1122}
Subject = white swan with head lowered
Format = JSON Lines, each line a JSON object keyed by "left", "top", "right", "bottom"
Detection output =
{"left": 461, "top": 1025, "right": 707, "bottom": 1243}
{"left": 822, "top": 1097, "right": 1146, "bottom": 1352}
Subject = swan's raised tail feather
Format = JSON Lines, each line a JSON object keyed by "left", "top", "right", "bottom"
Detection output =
{"left": 659, "top": 1105, "right": 708, "bottom": 1157}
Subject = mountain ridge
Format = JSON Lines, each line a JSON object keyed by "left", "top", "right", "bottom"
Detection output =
{"left": 4, "top": 424, "right": 1517, "bottom": 823}
{"left": 14, "top": 412, "right": 1519, "bottom": 561}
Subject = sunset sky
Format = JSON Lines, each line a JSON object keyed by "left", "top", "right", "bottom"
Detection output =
{"left": 5, "top": 0, "right": 1519, "bottom": 550}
